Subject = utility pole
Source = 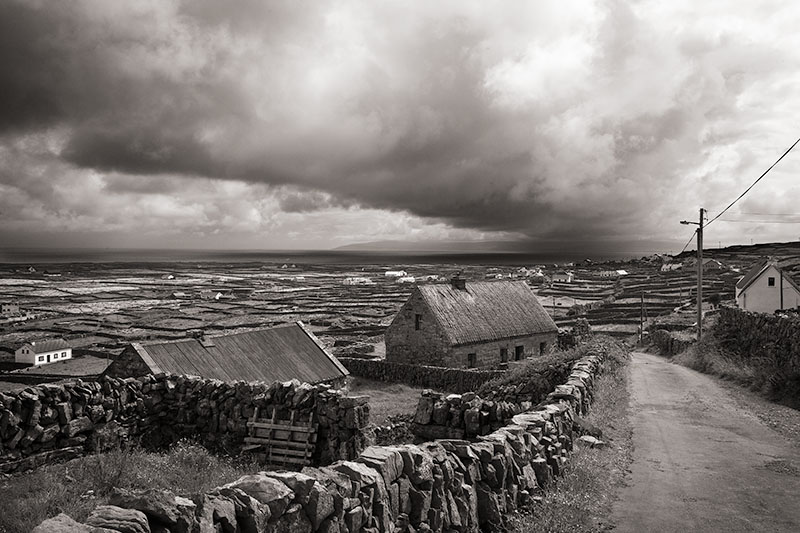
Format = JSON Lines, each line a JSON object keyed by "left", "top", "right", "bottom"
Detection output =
{"left": 680, "top": 207, "right": 705, "bottom": 341}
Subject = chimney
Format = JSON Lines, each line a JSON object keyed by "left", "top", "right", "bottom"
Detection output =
{"left": 451, "top": 274, "right": 467, "bottom": 290}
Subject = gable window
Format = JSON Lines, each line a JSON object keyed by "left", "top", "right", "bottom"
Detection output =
{"left": 768, "top": 277, "right": 776, "bottom": 287}
{"left": 415, "top": 314, "right": 421, "bottom": 330}
{"left": 467, "top": 353, "right": 477, "bottom": 368}
{"left": 500, "top": 348, "right": 508, "bottom": 363}
{"left": 515, "top": 345, "right": 524, "bottom": 361}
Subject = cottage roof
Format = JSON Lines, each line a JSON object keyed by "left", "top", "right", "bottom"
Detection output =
{"left": 127, "top": 322, "right": 348, "bottom": 384}
{"left": 736, "top": 258, "right": 800, "bottom": 294}
{"left": 24, "top": 339, "right": 70, "bottom": 354}
{"left": 417, "top": 281, "right": 557, "bottom": 346}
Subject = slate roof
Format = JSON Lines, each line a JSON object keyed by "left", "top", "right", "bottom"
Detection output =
{"left": 128, "top": 322, "right": 348, "bottom": 384}
{"left": 417, "top": 281, "right": 557, "bottom": 346}
{"left": 736, "top": 258, "right": 800, "bottom": 293}
{"left": 9, "top": 356, "right": 110, "bottom": 377}
{"left": 24, "top": 339, "right": 70, "bottom": 354}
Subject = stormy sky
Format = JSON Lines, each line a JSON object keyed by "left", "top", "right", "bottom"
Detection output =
{"left": 1, "top": 0, "right": 799, "bottom": 252}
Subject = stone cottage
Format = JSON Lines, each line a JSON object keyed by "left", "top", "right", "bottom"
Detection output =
{"left": 385, "top": 277, "right": 558, "bottom": 368}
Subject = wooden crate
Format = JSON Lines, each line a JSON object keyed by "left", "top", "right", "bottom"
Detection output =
{"left": 243, "top": 407, "right": 317, "bottom": 468}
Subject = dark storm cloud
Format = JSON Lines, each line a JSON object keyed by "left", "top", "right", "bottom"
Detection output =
{"left": 2, "top": 0, "right": 800, "bottom": 247}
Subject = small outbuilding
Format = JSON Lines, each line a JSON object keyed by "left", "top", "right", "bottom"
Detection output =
{"left": 735, "top": 258, "right": 800, "bottom": 314}
{"left": 107, "top": 322, "right": 349, "bottom": 386}
{"left": 15, "top": 339, "right": 72, "bottom": 366}
{"left": 385, "top": 277, "right": 558, "bottom": 368}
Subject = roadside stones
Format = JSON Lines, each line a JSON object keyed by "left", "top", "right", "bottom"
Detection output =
{"left": 577, "top": 435, "right": 606, "bottom": 448}
{"left": 85, "top": 505, "right": 151, "bottom": 533}
{"left": 31, "top": 513, "right": 92, "bottom": 533}
{"left": 224, "top": 473, "right": 294, "bottom": 517}
{"left": 109, "top": 488, "right": 197, "bottom": 533}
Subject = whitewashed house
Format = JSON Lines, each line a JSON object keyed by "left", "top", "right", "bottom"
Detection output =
{"left": 384, "top": 270, "right": 408, "bottom": 278}
{"left": 552, "top": 271, "right": 574, "bottom": 283}
{"left": 1, "top": 302, "right": 20, "bottom": 316}
{"left": 15, "top": 339, "right": 72, "bottom": 366}
{"left": 735, "top": 259, "right": 800, "bottom": 314}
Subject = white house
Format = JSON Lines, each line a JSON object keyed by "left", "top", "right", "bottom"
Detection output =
{"left": 735, "top": 259, "right": 800, "bottom": 314}
{"left": 552, "top": 271, "right": 574, "bottom": 283}
{"left": 661, "top": 263, "right": 682, "bottom": 272}
{"left": 385, "top": 270, "right": 408, "bottom": 278}
{"left": 1, "top": 302, "right": 20, "bottom": 316}
{"left": 343, "top": 277, "right": 374, "bottom": 286}
{"left": 15, "top": 339, "right": 72, "bottom": 366}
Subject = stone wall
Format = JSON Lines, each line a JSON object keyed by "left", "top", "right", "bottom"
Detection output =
{"left": 36, "top": 345, "right": 611, "bottom": 533}
{"left": 0, "top": 375, "right": 370, "bottom": 474}
{"left": 385, "top": 289, "right": 452, "bottom": 366}
{"left": 448, "top": 333, "right": 557, "bottom": 369}
{"left": 339, "top": 358, "right": 506, "bottom": 393}
{"left": 410, "top": 342, "right": 611, "bottom": 441}
{"left": 649, "top": 329, "right": 694, "bottom": 356}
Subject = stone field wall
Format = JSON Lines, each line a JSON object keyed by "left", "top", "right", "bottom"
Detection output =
{"left": 716, "top": 306, "right": 800, "bottom": 359}
{"left": 649, "top": 329, "right": 694, "bottom": 356}
{"left": 35, "top": 342, "right": 618, "bottom": 532}
{"left": 0, "top": 376, "right": 370, "bottom": 475}
{"left": 339, "top": 358, "right": 505, "bottom": 394}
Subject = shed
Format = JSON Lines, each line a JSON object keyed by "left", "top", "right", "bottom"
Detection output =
{"left": 107, "top": 322, "right": 348, "bottom": 386}
{"left": 385, "top": 277, "right": 558, "bottom": 368}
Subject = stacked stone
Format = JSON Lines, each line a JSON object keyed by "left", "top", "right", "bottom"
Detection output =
{"left": 33, "top": 339, "right": 612, "bottom": 532}
{"left": 338, "top": 358, "right": 506, "bottom": 394}
{"left": 0, "top": 374, "right": 371, "bottom": 474}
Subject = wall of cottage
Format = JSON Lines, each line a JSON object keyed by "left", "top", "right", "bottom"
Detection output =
{"left": 385, "top": 290, "right": 452, "bottom": 366}
{"left": 338, "top": 358, "right": 505, "bottom": 393}
{"left": 448, "top": 332, "right": 557, "bottom": 369}
{"left": 35, "top": 345, "right": 612, "bottom": 533}
{"left": 0, "top": 376, "right": 370, "bottom": 475}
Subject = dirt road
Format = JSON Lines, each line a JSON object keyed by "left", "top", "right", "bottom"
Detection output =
{"left": 611, "top": 352, "right": 800, "bottom": 532}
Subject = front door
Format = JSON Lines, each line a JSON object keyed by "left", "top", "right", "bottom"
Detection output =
{"left": 46, "top": 354, "right": 51, "bottom": 363}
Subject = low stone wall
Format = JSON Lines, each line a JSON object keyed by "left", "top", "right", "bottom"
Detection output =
{"left": 0, "top": 375, "right": 370, "bottom": 474}
{"left": 37, "top": 349, "right": 609, "bottom": 533}
{"left": 650, "top": 329, "right": 694, "bottom": 356}
{"left": 410, "top": 345, "right": 608, "bottom": 440}
{"left": 339, "top": 357, "right": 505, "bottom": 393}
{"left": 716, "top": 306, "right": 800, "bottom": 359}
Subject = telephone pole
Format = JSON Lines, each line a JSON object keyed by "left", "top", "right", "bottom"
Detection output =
{"left": 681, "top": 208, "right": 705, "bottom": 341}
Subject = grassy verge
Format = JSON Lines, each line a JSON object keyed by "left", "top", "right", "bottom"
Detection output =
{"left": 508, "top": 347, "right": 633, "bottom": 533}
{"left": 0, "top": 441, "right": 260, "bottom": 533}
{"left": 348, "top": 376, "right": 423, "bottom": 425}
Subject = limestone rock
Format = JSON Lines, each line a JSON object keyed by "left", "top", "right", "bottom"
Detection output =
{"left": 224, "top": 473, "right": 293, "bottom": 518}
{"left": 32, "top": 513, "right": 91, "bottom": 533}
{"left": 109, "top": 488, "right": 196, "bottom": 533}
{"left": 86, "top": 505, "right": 151, "bottom": 533}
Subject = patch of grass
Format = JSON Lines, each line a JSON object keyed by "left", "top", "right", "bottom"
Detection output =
{"left": 0, "top": 441, "right": 260, "bottom": 533}
{"left": 508, "top": 348, "right": 633, "bottom": 533}
{"left": 348, "top": 376, "right": 424, "bottom": 425}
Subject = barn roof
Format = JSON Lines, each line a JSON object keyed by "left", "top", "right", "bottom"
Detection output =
{"left": 128, "top": 322, "right": 348, "bottom": 384}
{"left": 736, "top": 258, "right": 800, "bottom": 294}
{"left": 417, "top": 281, "right": 557, "bottom": 346}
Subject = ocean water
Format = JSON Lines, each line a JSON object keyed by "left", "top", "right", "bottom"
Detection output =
{"left": 0, "top": 247, "right": 652, "bottom": 266}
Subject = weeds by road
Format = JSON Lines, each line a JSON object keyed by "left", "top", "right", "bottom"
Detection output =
{"left": 509, "top": 348, "right": 633, "bottom": 533}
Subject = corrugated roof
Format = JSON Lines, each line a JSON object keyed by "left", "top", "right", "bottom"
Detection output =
{"left": 417, "top": 281, "right": 557, "bottom": 346}
{"left": 131, "top": 322, "right": 348, "bottom": 384}
{"left": 26, "top": 339, "right": 70, "bottom": 354}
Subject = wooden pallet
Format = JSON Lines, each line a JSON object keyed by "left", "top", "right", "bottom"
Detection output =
{"left": 243, "top": 407, "right": 317, "bottom": 468}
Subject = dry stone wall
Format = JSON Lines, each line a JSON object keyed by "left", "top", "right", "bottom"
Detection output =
{"left": 339, "top": 358, "right": 506, "bottom": 393}
{"left": 36, "top": 345, "right": 614, "bottom": 532}
{"left": 0, "top": 375, "right": 370, "bottom": 474}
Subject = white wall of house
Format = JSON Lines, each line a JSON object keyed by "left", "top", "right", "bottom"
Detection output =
{"left": 14, "top": 345, "right": 73, "bottom": 366}
{"left": 736, "top": 265, "right": 800, "bottom": 313}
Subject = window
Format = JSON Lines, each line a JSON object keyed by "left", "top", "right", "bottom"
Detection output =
{"left": 37, "top": 356, "right": 44, "bottom": 362}
{"left": 62, "top": 352, "right": 66, "bottom": 357}
{"left": 515, "top": 345, "right": 524, "bottom": 361}
{"left": 415, "top": 314, "right": 421, "bottom": 330}
{"left": 768, "top": 277, "right": 776, "bottom": 287}
{"left": 467, "top": 353, "right": 477, "bottom": 368}
{"left": 539, "top": 342, "right": 547, "bottom": 355}
{"left": 52, "top": 354, "right": 58, "bottom": 360}
{"left": 500, "top": 348, "right": 508, "bottom": 363}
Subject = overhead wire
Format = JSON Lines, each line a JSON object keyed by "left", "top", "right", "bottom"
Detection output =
{"left": 705, "top": 136, "right": 800, "bottom": 227}
{"left": 679, "top": 229, "right": 697, "bottom": 254}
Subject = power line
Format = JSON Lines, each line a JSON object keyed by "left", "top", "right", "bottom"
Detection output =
{"left": 679, "top": 229, "right": 697, "bottom": 253}
{"left": 706, "top": 136, "right": 800, "bottom": 227}
{"left": 717, "top": 219, "right": 800, "bottom": 224}
{"left": 734, "top": 212, "right": 800, "bottom": 216}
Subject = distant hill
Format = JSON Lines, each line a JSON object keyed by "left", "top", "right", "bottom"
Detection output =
{"left": 676, "top": 240, "right": 800, "bottom": 261}
{"left": 334, "top": 240, "right": 526, "bottom": 253}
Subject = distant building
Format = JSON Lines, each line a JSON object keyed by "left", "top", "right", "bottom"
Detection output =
{"left": 15, "top": 339, "right": 72, "bottom": 366}
{"left": 343, "top": 277, "right": 374, "bottom": 286}
{"left": 1, "top": 302, "right": 20, "bottom": 316}
{"left": 107, "top": 322, "right": 349, "bottom": 386}
{"left": 385, "top": 277, "right": 558, "bottom": 368}
{"left": 396, "top": 276, "right": 416, "bottom": 284}
{"left": 661, "top": 263, "right": 682, "bottom": 272}
{"left": 552, "top": 271, "right": 574, "bottom": 283}
{"left": 384, "top": 270, "right": 407, "bottom": 278}
{"left": 702, "top": 258, "right": 727, "bottom": 271}
{"left": 735, "top": 258, "right": 800, "bottom": 314}
{"left": 598, "top": 269, "right": 628, "bottom": 278}
{"left": 199, "top": 290, "right": 223, "bottom": 300}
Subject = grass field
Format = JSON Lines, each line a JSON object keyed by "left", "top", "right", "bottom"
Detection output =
{"left": 347, "top": 376, "right": 424, "bottom": 425}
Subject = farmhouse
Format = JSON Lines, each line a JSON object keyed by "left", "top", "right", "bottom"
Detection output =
{"left": 735, "top": 258, "right": 800, "bottom": 314}
{"left": 385, "top": 277, "right": 558, "bottom": 368}
{"left": 106, "top": 322, "right": 349, "bottom": 386}
{"left": 552, "top": 271, "right": 574, "bottom": 283}
{"left": 14, "top": 339, "right": 72, "bottom": 366}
